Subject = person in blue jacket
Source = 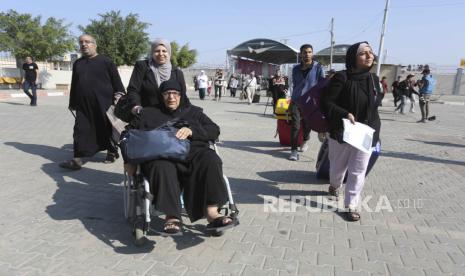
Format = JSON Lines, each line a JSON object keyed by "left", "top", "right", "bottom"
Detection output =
{"left": 418, "top": 67, "right": 436, "bottom": 123}
{"left": 288, "top": 44, "right": 325, "bottom": 161}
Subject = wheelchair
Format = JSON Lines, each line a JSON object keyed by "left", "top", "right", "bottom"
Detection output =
{"left": 122, "top": 142, "right": 239, "bottom": 246}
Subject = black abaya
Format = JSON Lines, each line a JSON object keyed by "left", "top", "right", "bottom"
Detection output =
{"left": 131, "top": 105, "right": 228, "bottom": 222}
{"left": 69, "top": 55, "right": 125, "bottom": 157}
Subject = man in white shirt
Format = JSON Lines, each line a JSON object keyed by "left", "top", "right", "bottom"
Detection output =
{"left": 244, "top": 71, "right": 257, "bottom": 105}
{"left": 197, "top": 70, "right": 208, "bottom": 100}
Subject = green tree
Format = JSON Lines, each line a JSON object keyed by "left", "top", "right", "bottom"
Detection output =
{"left": 0, "top": 9, "right": 74, "bottom": 67}
{"left": 170, "top": 41, "right": 197, "bottom": 68}
{"left": 80, "top": 10, "right": 150, "bottom": 66}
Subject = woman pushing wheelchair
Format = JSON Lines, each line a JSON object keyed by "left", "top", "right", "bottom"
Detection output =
{"left": 123, "top": 79, "right": 237, "bottom": 235}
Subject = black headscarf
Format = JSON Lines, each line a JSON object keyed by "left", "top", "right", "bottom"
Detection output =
{"left": 157, "top": 79, "right": 191, "bottom": 115}
{"left": 344, "top": 41, "right": 378, "bottom": 124}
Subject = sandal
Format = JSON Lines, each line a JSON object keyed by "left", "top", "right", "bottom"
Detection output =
{"left": 163, "top": 219, "right": 182, "bottom": 236}
{"left": 328, "top": 186, "right": 339, "bottom": 199}
{"left": 206, "top": 216, "right": 237, "bottom": 231}
{"left": 59, "top": 159, "right": 82, "bottom": 170}
{"left": 104, "top": 151, "right": 119, "bottom": 164}
{"left": 346, "top": 209, "right": 361, "bottom": 222}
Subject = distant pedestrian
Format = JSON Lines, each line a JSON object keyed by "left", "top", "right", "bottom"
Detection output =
{"left": 207, "top": 78, "right": 212, "bottom": 97}
{"left": 418, "top": 68, "right": 436, "bottom": 123}
{"left": 193, "top": 76, "right": 199, "bottom": 91}
{"left": 391, "top": 76, "right": 401, "bottom": 107}
{"left": 228, "top": 74, "right": 239, "bottom": 97}
{"left": 269, "top": 69, "right": 288, "bottom": 113}
{"left": 379, "top": 76, "right": 388, "bottom": 106}
{"left": 59, "top": 34, "right": 125, "bottom": 170}
{"left": 197, "top": 70, "right": 208, "bottom": 100}
{"left": 214, "top": 69, "right": 224, "bottom": 101}
{"left": 395, "top": 74, "right": 415, "bottom": 114}
{"left": 244, "top": 71, "right": 257, "bottom": 105}
{"left": 21, "top": 56, "right": 39, "bottom": 106}
{"left": 407, "top": 75, "right": 419, "bottom": 113}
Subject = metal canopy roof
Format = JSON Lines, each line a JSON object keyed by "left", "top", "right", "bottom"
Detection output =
{"left": 314, "top": 44, "right": 352, "bottom": 65}
{"left": 227, "top": 38, "right": 299, "bottom": 65}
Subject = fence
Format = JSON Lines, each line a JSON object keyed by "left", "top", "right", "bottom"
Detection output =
{"left": 2, "top": 55, "right": 464, "bottom": 95}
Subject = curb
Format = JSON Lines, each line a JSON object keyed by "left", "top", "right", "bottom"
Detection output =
{"left": 0, "top": 90, "right": 70, "bottom": 101}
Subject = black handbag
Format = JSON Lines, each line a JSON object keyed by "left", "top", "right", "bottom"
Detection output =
{"left": 119, "top": 121, "right": 191, "bottom": 164}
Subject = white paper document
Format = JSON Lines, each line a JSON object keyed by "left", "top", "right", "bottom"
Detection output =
{"left": 342, "top": 119, "right": 375, "bottom": 153}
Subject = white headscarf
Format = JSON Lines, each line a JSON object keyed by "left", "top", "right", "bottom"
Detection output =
{"left": 149, "top": 38, "right": 172, "bottom": 87}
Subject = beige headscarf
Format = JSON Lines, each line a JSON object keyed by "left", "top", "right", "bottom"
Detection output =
{"left": 149, "top": 38, "right": 172, "bottom": 87}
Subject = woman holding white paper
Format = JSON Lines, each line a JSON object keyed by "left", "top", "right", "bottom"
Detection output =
{"left": 321, "top": 41, "right": 381, "bottom": 221}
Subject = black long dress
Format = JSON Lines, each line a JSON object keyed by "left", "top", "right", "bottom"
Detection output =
{"left": 69, "top": 55, "right": 125, "bottom": 157}
{"left": 129, "top": 103, "right": 228, "bottom": 222}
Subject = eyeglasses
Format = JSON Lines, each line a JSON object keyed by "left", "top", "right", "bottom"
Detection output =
{"left": 162, "top": 91, "right": 181, "bottom": 97}
{"left": 79, "top": 40, "right": 95, "bottom": 45}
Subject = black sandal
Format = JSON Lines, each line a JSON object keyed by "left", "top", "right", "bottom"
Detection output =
{"left": 163, "top": 220, "right": 182, "bottom": 236}
{"left": 346, "top": 209, "right": 361, "bottom": 222}
{"left": 59, "top": 159, "right": 82, "bottom": 170}
{"left": 206, "top": 216, "right": 237, "bottom": 231}
{"left": 104, "top": 151, "right": 119, "bottom": 163}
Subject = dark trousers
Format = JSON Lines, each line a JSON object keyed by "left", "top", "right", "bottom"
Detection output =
{"left": 230, "top": 88, "right": 237, "bottom": 97}
{"left": 141, "top": 148, "right": 228, "bottom": 222}
{"left": 419, "top": 94, "right": 431, "bottom": 120}
{"left": 198, "top": 88, "right": 206, "bottom": 100}
{"left": 23, "top": 80, "right": 37, "bottom": 105}
{"left": 289, "top": 101, "right": 311, "bottom": 151}
{"left": 271, "top": 90, "right": 286, "bottom": 113}
{"left": 214, "top": 85, "right": 222, "bottom": 99}
{"left": 393, "top": 92, "right": 400, "bottom": 107}
{"left": 395, "top": 95, "right": 406, "bottom": 113}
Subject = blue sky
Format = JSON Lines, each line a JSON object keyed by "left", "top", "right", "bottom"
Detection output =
{"left": 2, "top": 0, "right": 464, "bottom": 66}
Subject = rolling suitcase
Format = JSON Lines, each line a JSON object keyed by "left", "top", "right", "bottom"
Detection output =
{"left": 277, "top": 119, "right": 303, "bottom": 146}
{"left": 316, "top": 139, "right": 381, "bottom": 180}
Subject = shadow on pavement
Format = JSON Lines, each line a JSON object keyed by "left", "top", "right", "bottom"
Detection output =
{"left": 382, "top": 150, "right": 465, "bottom": 166}
{"left": 228, "top": 177, "right": 327, "bottom": 205}
{"left": 221, "top": 140, "right": 289, "bottom": 159}
{"left": 406, "top": 139, "right": 465, "bottom": 148}
{"left": 4, "top": 142, "right": 157, "bottom": 254}
{"left": 226, "top": 110, "right": 273, "bottom": 117}
{"left": 0, "top": 101, "right": 29, "bottom": 106}
{"left": 257, "top": 170, "right": 323, "bottom": 185}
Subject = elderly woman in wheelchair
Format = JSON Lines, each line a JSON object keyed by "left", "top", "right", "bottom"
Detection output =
{"left": 123, "top": 80, "right": 237, "bottom": 236}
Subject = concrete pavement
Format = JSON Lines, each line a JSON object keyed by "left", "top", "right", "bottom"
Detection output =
{"left": 1, "top": 91, "right": 465, "bottom": 275}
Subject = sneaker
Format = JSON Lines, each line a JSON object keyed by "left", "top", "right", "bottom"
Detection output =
{"left": 299, "top": 141, "right": 309, "bottom": 152}
{"left": 288, "top": 150, "right": 299, "bottom": 161}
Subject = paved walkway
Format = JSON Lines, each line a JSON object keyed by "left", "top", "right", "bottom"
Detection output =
{"left": 1, "top": 92, "right": 465, "bottom": 275}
